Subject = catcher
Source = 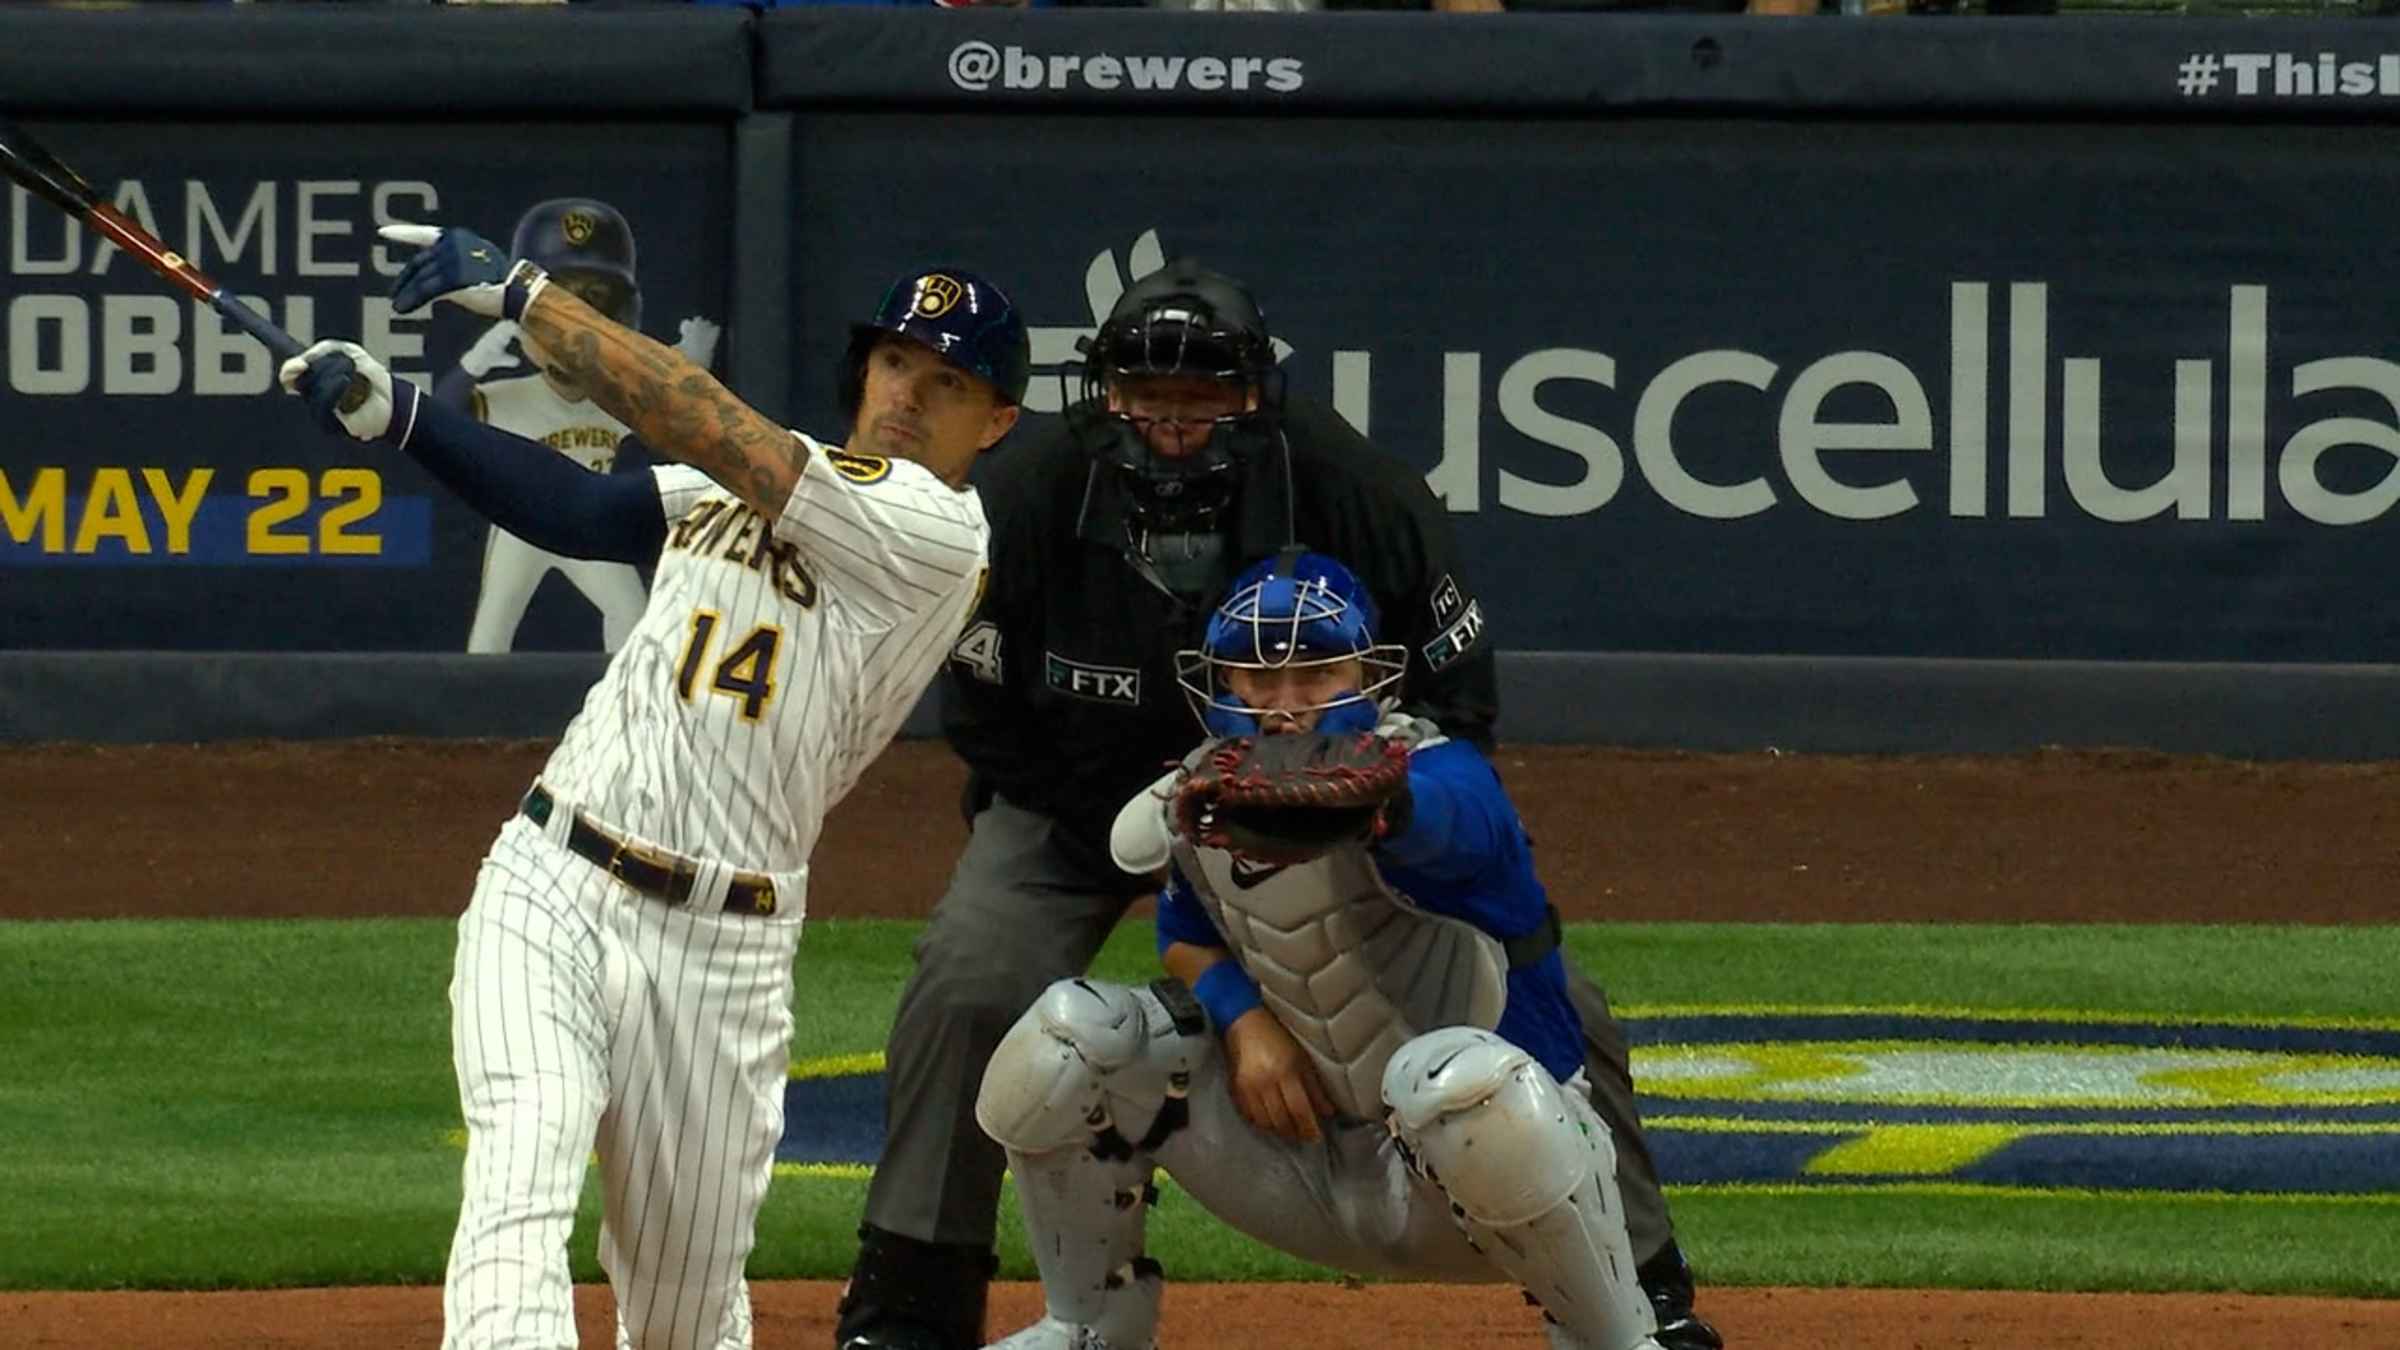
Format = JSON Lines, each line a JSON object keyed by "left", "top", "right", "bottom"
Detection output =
{"left": 974, "top": 550, "right": 1670, "bottom": 1350}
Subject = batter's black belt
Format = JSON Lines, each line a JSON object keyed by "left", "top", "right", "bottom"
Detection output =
{"left": 520, "top": 785, "right": 779, "bottom": 918}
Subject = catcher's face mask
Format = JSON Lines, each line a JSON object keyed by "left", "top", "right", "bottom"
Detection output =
{"left": 1218, "top": 658, "right": 1380, "bottom": 735}
{"left": 1176, "top": 551, "right": 1406, "bottom": 738}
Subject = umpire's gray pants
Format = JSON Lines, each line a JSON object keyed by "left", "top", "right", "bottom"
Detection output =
{"left": 860, "top": 797, "right": 1677, "bottom": 1264}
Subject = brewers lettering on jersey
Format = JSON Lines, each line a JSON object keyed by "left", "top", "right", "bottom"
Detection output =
{"left": 277, "top": 224, "right": 1031, "bottom": 1350}
{"left": 533, "top": 437, "right": 980, "bottom": 883}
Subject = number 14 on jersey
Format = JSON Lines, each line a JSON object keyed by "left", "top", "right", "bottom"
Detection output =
{"left": 675, "top": 610, "right": 782, "bottom": 721}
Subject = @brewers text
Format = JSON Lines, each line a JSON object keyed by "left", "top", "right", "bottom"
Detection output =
{"left": 947, "top": 42, "right": 1304, "bottom": 95}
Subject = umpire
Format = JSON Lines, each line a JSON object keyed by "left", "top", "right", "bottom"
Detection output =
{"left": 836, "top": 261, "right": 1722, "bottom": 1350}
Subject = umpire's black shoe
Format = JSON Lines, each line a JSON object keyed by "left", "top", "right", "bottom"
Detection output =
{"left": 834, "top": 1223, "right": 998, "bottom": 1350}
{"left": 1638, "top": 1241, "right": 1726, "bottom": 1350}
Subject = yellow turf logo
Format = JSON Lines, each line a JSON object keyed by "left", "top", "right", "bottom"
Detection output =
{"left": 1639, "top": 1041, "right": 2400, "bottom": 1109}
{"left": 767, "top": 1007, "right": 2400, "bottom": 1196}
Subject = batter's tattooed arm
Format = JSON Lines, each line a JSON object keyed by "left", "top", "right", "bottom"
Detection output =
{"left": 519, "top": 288, "right": 804, "bottom": 516}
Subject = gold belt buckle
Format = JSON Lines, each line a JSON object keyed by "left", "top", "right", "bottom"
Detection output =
{"left": 721, "top": 873, "right": 775, "bottom": 917}
{"left": 596, "top": 822, "right": 664, "bottom": 894}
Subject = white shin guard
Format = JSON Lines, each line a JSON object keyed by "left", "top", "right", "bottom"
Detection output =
{"left": 1383, "top": 1027, "right": 1661, "bottom": 1350}
{"left": 977, "top": 978, "right": 1204, "bottom": 1350}
{"left": 1001, "top": 1143, "right": 1163, "bottom": 1349}
{"left": 984, "top": 1259, "right": 1162, "bottom": 1350}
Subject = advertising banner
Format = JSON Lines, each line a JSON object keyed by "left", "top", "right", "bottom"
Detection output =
{"left": 0, "top": 121, "right": 731, "bottom": 652}
{"left": 784, "top": 113, "right": 2400, "bottom": 661}
{"left": 763, "top": 9, "right": 2400, "bottom": 118}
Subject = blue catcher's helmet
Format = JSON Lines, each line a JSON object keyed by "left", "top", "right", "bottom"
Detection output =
{"left": 509, "top": 198, "right": 640, "bottom": 328}
{"left": 840, "top": 268, "right": 1032, "bottom": 421}
{"left": 1176, "top": 549, "right": 1409, "bottom": 738}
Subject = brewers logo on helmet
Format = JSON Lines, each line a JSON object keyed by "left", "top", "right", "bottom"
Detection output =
{"left": 912, "top": 274, "right": 966, "bottom": 320}
{"left": 509, "top": 197, "right": 641, "bottom": 328}
{"left": 838, "top": 267, "right": 1032, "bottom": 422}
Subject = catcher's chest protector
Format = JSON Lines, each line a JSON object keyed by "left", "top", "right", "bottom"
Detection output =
{"left": 1173, "top": 838, "right": 1510, "bottom": 1120}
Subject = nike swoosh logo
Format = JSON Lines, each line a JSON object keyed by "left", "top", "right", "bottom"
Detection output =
{"left": 1228, "top": 857, "right": 1287, "bottom": 890}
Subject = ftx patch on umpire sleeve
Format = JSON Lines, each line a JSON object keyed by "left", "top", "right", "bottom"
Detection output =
{"left": 1422, "top": 574, "right": 1485, "bottom": 672}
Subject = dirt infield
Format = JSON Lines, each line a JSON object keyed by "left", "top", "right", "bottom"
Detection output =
{"left": 7, "top": 736, "right": 2395, "bottom": 1347}
{"left": 13, "top": 1281, "right": 2400, "bottom": 1350}
{"left": 7, "top": 738, "right": 2395, "bottom": 923}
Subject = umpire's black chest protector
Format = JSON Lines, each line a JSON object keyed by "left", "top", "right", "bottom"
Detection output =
{"left": 948, "top": 394, "right": 1500, "bottom": 874}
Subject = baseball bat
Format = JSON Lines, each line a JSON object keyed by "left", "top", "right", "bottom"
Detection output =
{"left": 0, "top": 121, "right": 369, "bottom": 413}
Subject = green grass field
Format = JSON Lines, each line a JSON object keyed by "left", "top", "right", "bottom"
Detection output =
{"left": 4, "top": 919, "right": 2396, "bottom": 1297}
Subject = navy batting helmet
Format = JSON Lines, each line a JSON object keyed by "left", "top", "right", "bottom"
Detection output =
{"left": 1176, "top": 548, "right": 1406, "bottom": 738}
{"left": 839, "top": 268, "right": 1031, "bottom": 421}
{"left": 509, "top": 198, "right": 640, "bottom": 328}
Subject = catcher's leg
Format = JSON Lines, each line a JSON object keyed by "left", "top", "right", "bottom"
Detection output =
{"left": 1565, "top": 968, "right": 1721, "bottom": 1348}
{"left": 1382, "top": 1027, "right": 1662, "bottom": 1350}
{"left": 846, "top": 801, "right": 1133, "bottom": 1350}
{"left": 1562, "top": 965, "right": 1674, "bottom": 1264}
{"left": 975, "top": 978, "right": 1209, "bottom": 1350}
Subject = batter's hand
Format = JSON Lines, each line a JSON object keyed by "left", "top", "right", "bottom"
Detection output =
{"left": 1223, "top": 1008, "right": 1337, "bottom": 1144}
{"left": 279, "top": 340, "right": 403, "bottom": 442}
{"left": 382, "top": 223, "right": 548, "bottom": 321}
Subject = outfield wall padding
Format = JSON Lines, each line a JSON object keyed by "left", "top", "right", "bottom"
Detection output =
{"left": 5, "top": 8, "right": 2397, "bottom": 754}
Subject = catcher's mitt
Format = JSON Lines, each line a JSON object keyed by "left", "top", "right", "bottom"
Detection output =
{"left": 1174, "top": 731, "right": 1413, "bottom": 865}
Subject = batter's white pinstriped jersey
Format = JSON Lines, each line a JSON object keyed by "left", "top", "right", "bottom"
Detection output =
{"left": 533, "top": 433, "right": 988, "bottom": 918}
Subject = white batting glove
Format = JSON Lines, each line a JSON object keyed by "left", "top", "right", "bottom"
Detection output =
{"left": 279, "top": 340, "right": 400, "bottom": 442}
{"left": 675, "top": 315, "right": 723, "bottom": 371}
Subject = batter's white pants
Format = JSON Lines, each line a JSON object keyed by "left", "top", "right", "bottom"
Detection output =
{"left": 467, "top": 527, "right": 649, "bottom": 655}
{"left": 442, "top": 816, "right": 799, "bottom": 1350}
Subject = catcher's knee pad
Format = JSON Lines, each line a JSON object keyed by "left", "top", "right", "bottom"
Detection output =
{"left": 1386, "top": 1028, "right": 1657, "bottom": 1349}
{"left": 976, "top": 978, "right": 1204, "bottom": 1156}
{"left": 1382, "top": 1026, "right": 1614, "bottom": 1228}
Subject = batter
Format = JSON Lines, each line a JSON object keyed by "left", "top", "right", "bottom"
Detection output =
{"left": 277, "top": 228, "right": 1030, "bottom": 1350}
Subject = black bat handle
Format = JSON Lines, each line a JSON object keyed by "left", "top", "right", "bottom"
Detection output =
{"left": 208, "top": 289, "right": 371, "bottom": 414}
